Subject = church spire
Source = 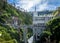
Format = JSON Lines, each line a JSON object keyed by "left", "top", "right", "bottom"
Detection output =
{"left": 35, "top": 6, "right": 37, "bottom": 12}
{"left": 33, "top": 6, "right": 38, "bottom": 17}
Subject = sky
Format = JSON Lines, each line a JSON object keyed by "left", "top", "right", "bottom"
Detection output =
{"left": 8, "top": 0, "right": 60, "bottom": 12}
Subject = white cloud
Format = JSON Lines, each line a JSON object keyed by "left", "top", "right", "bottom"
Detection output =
{"left": 20, "top": 1, "right": 33, "bottom": 10}
{"left": 46, "top": 5, "right": 57, "bottom": 10}
{"left": 36, "top": 0, "right": 57, "bottom": 11}
{"left": 16, "top": 0, "right": 42, "bottom": 11}
{"left": 37, "top": 2, "right": 48, "bottom": 11}
{"left": 15, "top": 0, "right": 59, "bottom": 11}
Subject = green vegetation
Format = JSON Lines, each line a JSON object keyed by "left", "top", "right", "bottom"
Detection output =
{"left": 46, "top": 17, "right": 60, "bottom": 43}
{"left": 0, "top": 25, "right": 20, "bottom": 43}
{"left": 0, "top": 0, "right": 32, "bottom": 43}
{"left": 39, "top": 8, "right": 60, "bottom": 43}
{"left": 0, "top": 0, "right": 32, "bottom": 25}
{"left": 1, "top": 0, "right": 60, "bottom": 43}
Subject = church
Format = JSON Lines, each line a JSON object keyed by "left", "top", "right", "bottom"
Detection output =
{"left": 32, "top": 9, "right": 60, "bottom": 42}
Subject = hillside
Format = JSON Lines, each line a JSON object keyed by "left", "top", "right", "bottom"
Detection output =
{"left": 0, "top": 0, "right": 32, "bottom": 25}
{"left": 0, "top": 1, "right": 32, "bottom": 43}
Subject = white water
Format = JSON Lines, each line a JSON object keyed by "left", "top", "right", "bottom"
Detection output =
{"left": 28, "top": 36, "right": 33, "bottom": 43}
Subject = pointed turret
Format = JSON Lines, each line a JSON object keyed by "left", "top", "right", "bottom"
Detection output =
{"left": 33, "top": 6, "right": 38, "bottom": 17}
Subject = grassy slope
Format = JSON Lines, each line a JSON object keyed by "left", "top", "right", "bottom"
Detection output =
{"left": 0, "top": 1, "right": 32, "bottom": 43}
{"left": 0, "top": 1, "right": 32, "bottom": 25}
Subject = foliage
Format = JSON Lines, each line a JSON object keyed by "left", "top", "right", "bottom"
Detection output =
{"left": 46, "top": 17, "right": 60, "bottom": 43}
{"left": 0, "top": 0, "right": 32, "bottom": 43}
{"left": 39, "top": 7, "right": 60, "bottom": 43}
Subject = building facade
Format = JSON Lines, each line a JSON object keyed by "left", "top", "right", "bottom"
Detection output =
{"left": 33, "top": 11, "right": 54, "bottom": 41}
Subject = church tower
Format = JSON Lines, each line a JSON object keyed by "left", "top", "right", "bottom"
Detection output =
{"left": 33, "top": 6, "right": 38, "bottom": 24}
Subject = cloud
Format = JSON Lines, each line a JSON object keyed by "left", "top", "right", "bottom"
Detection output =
{"left": 15, "top": 0, "right": 42, "bottom": 11}
{"left": 46, "top": 5, "right": 57, "bottom": 10}
{"left": 37, "top": 2, "right": 48, "bottom": 11}
{"left": 37, "top": 2, "right": 57, "bottom": 11}
{"left": 8, "top": 0, "right": 60, "bottom": 11}
{"left": 35, "top": 0, "right": 60, "bottom": 11}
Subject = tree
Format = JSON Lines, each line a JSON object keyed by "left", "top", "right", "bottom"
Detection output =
{"left": 47, "top": 17, "right": 60, "bottom": 43}
{"left": 53, "top": 7, "right": 60, "bottom": 17}
{"left": 39, "top": 31, "right": 51, "bottom": 43}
